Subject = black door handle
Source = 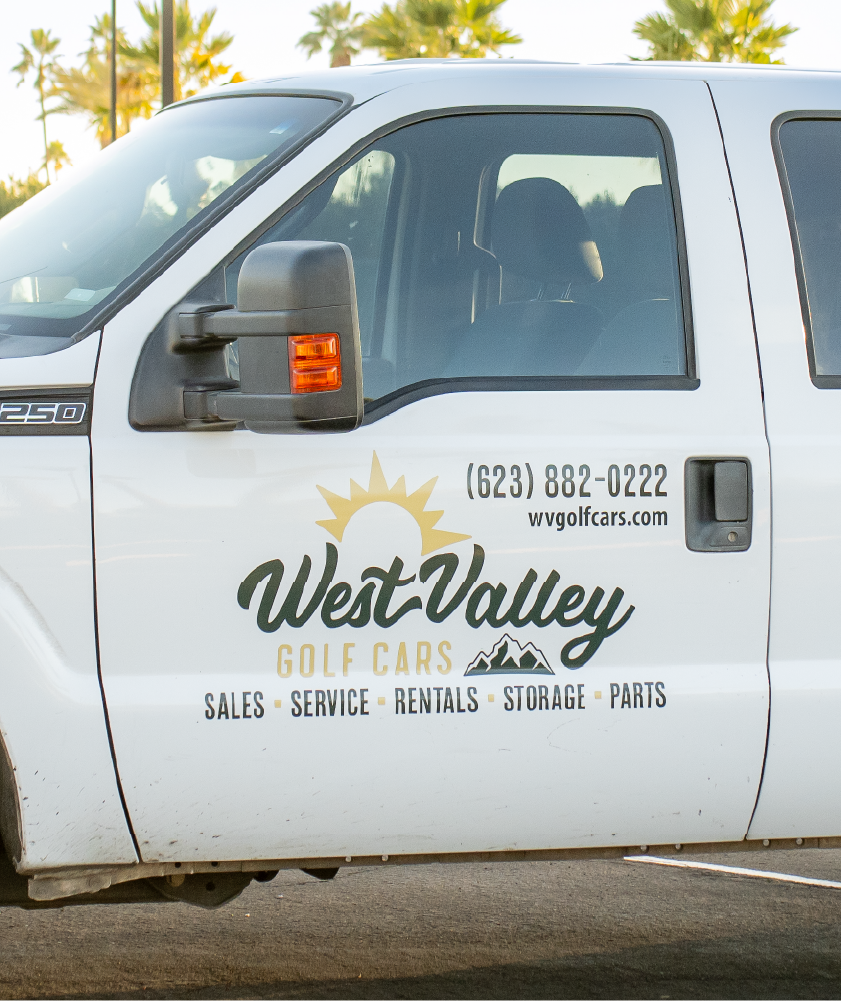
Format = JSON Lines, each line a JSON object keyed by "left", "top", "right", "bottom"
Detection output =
{"left": 685, "top": 458, "right": 752, "bottom": 552}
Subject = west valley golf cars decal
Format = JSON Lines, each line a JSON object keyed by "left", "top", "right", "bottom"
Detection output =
{"left": 215, "top": 453, "right": 667, "bottom": 722}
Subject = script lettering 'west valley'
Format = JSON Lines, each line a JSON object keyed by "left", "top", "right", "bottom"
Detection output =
{"left": 238, "top": 545, "right": 634, "bottom": 669}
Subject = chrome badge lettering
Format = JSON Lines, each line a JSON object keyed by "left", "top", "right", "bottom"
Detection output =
{"left": 0, "top": 400, "right": 87, "bottom": 424}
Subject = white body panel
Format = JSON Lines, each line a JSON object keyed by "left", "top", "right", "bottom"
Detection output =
{"left": 91, "top": 70, "right": 771, "bottom": 861}
{"left": 0, "top": 330, "right": 100, "bottom": 389}
{"left": 0, "top": 425, "right": 137, "bottom": 869}
{"left": 710, "top": 76, "right": 841, "bottom": 839}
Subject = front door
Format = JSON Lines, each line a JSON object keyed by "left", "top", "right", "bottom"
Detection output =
{"left": 91, "top": 73, "right": 771, "bottom": 862}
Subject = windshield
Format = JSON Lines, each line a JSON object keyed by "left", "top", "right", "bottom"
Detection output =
{"left": 0, "top": 94, "right": 339, "bottom": 358}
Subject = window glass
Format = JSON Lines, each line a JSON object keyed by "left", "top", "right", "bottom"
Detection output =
{"left": 227, "top": 150, "right": 394, "bottom": 355}
{"left": 776, "top": 118, "right": 841, "bottom": 380}
{"left": 0, "top": 95, "right": 338, "bottom": 359}
{"left": 227, "top": 113, "right": 687, "bottom": 402}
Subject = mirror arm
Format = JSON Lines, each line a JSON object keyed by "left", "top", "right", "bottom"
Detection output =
{"left": 179, "top": 305, "right": 352, "bottom": 343}
{"left": 177, "top": 305, "right": 361, "bottom": 433}
{"left": 174, "top": 302, "right": 236, "bottom": 350}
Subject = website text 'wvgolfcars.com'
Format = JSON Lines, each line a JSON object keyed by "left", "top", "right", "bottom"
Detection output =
{"left": 528, "top": 507, "right": 669, "bottom": 531}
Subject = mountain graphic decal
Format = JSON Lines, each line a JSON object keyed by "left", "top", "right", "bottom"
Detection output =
{"left": 464, "top": 634, "right": 554, "bottom": 676}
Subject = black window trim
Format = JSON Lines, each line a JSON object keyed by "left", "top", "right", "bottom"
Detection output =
{"left": 219, "top": 104, "right": 700, "bottom": 423}
{"left": 771, "top": 109, "right": 841, "bottom": 390}
{"left": 362, "top": 375, "right": 698, "bottom": 424}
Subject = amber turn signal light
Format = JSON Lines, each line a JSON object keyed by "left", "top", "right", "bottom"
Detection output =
{"left": 288, "top": 333, "right": 341, "bottom": 394}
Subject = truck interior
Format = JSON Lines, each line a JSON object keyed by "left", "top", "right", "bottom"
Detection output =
{"left": 226, "top": 111, "right": 688, "bottom": 401}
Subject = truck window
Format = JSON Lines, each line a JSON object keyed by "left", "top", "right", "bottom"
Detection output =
{"left": 0, "top": 95, "right": 340, "bottom": 359}
{"left": 227, "top": 112, "right": 691, "bottom": 405}
{"left": 227, "top": 150, "right": 395, "bottom": 357}
{"left": 774, "top": 116, "right": 841, "bottom": 385}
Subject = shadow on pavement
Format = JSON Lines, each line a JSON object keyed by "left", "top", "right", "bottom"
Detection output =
{"left": 50, "top": 927, "right": 840, "bottom": 1001}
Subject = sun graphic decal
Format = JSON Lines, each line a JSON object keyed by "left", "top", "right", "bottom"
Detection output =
{"left": 316, "top": 452, "right": 471, "bottom": 556}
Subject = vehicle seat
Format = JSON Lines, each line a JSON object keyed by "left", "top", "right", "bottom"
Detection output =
{"left": 578, "top": 184, "right": 684, "bottom": 376}
{"left": 614, "top": 183, "right": 675, "bottom": 300}
{"left": 445, "top": 178, "right": 604, "bottom": 377}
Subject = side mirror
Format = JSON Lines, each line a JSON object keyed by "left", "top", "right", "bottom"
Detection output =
{"left": 180, "top": 241, "right": 362, "bottom": 433}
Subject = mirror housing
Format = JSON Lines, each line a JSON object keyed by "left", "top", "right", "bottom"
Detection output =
{"left": 180, "top": 241, "right": 363, "bottom": 433}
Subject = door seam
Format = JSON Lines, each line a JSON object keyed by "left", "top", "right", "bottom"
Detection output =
{"left": 87, "top": 329, "right": 143, "bottom": 861}
{"left": 705, "top": 81, "right": 773, "bottom": 838}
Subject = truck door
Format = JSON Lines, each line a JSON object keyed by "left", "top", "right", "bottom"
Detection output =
{"left": 91, "top": 73, "right": 772, "bottom": 863}
{"left": 709, "top": 76, "right": 840, "bottom": 839}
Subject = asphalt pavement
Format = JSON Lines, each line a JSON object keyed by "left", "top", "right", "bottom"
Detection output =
{"left": 0, "top": 849, "right": 838, "bottom": 1000}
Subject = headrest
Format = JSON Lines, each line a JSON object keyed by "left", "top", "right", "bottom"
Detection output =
{"left": 491, "top": 178, "right": 602, "bottom": 287}
{"left": 617, "top": 185, "right": 675, "bottom": 298}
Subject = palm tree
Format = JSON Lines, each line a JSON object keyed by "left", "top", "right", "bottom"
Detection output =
{"left": 363, "top": 0, "right": 521, "bottom": 60}
{"left": 50, "top": 15, "right": 158, "bottom": 148}
{"left": 12, "top": 29, "right": 61, "bottom": 184}
{"left": 126, "top": 1, "right": 245, "bottom": 103}
{"left": 0, "top": 175, "right": 46, "bottom": 220}
{"left": 50, "top": 3, "right": 244, "bottom": 148}
{"left": 362, "top": 2, "right": 427, "bottom": 59}
{"left": 299, "top": 3, "right": 366, "bottom": 68}
{"left": 634, "top": 0, "right": 797, "bottom": 63}
{"left": 43, "top": 141, "right": 72, "bottom": 178}
{"left": 728, "top": 0, "right": 797, "bottom": 61}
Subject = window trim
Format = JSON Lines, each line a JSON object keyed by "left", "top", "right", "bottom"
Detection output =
{"left": 221, "top": 105, "right": 699, "bottom": 420}
{"left": 771, "top": 109, "right": 841, "bottom": 390}
{"left": 363, "top": 375, "right": 699, "bottom": 425}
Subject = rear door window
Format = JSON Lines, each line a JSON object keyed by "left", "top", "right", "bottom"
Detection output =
{"left": 227, "top": 112, "right": 691, "bottom": 407}
{"left": 774, "top": 116, "right": 841, "bottom": 386}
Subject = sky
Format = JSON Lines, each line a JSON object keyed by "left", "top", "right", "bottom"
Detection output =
{"left": 2, "top": 0, "right": 839, "bottom": 181}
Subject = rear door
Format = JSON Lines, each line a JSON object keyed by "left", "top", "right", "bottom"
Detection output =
{"left": 91, "top": 69, "right": 772, "bottom": 863}
{"left": 709, "top": 74, "right": 840, "bottom": 839}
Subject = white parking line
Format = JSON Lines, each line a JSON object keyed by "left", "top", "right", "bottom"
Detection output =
{"left": 624, "top": 855, "right": 841, "bottom": 888}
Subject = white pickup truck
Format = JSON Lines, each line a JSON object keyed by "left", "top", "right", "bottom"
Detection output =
{"left": 0, "top": 60, "right": 838, "bottom": 909}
